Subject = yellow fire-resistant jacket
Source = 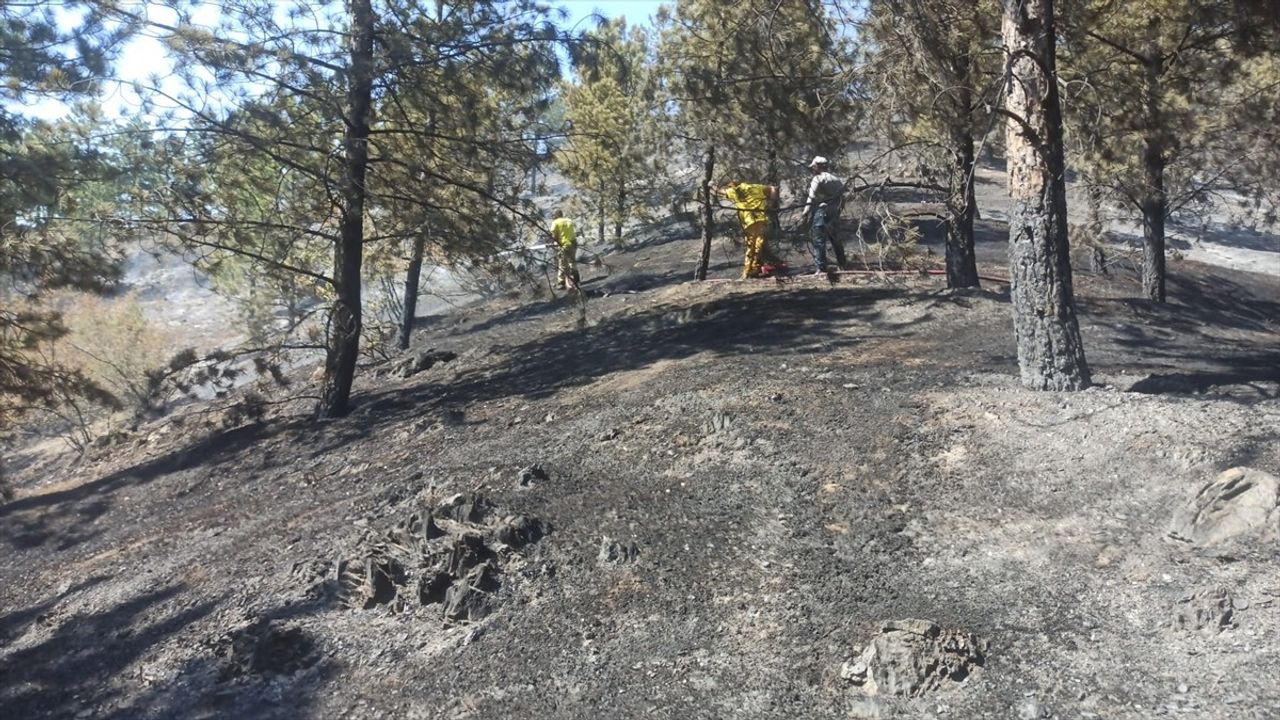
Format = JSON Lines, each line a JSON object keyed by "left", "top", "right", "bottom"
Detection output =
{"left": 724, "top": 184, "right": 770, "bottom": 230}
{"left": 551, "top": 217, "right": 576, "bottom": 248}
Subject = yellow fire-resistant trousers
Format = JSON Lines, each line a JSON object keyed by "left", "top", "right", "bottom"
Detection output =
{"left": 741, "top": 221, "right": 767, "bottom": 279}
{"left": 557, "top": 242, "right": 579, "bottom": 287}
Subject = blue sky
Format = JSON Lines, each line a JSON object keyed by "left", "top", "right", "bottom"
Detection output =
{"left": 559, "top": 0, "right": 667, "bottom": 28}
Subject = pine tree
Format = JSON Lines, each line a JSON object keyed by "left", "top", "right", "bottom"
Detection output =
{"left": 656, "top": 0, "right": 856, "bottom": 279}
{"left": 1003, "top": 0, "right": 1091, "bottom": 390}
{"left": 557, "top": 19, "right": 662, "bottom": 247}
{"left": 1059, "top": 0, "right": 1275, "bottom": 302}
{"left": 862, "top": 0, "right": 1003, "bottom": 288}
{"left": 123, "top": 0, "right": 562, "bottom": 416}
{"left": 0, "top": 4, "right": 131, "bottom": 429}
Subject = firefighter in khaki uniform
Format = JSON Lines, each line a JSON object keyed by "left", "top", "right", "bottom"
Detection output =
{"left": 550, "top": 209, "right": 579, "bottom": 289}
{"left": 720, "top": 180, "right": 778, "bottom": 279}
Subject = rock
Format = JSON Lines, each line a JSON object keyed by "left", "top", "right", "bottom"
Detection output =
{"left": 598, "top": 536, "right": 640, "bottom": 565}
{"left": 400, "top": 348, "right": 458, "bottom": 378}
{"left": 597, "top": 428, "right": 620, "bottom": 441}
{"left": 440, "top": 408, "right": 465, "bottom": 426}
{"left": 445, "top": 533, "right": 495, "bottom": 576}
{"left": 443, "top": 562, "right": 499, "bottom": 622}
{"left": 1173, "top": 587, "right": 1235, "bottom": 633}
{"left": 705, "top": 410, "right": 733, "bottom": 434}
{"left": 844, "top": 619, "right": 987, "bottom": 697}
{"left": 493, "top": 515, "right": 547, "bottom": 549}
{"left": 1168, "top": 467, "right": 1280, "bottom": 548}
{"left": 518, "top": 465, "right": 549, "bottom": 487}
{"left": 418, "top": 570, "right": 452, "bottom": 605}
{"left": 435, "top": 493, "right": 495, "bottom": 524}
{"left": 337, "top": 556, "right": 406, "bottom": 609}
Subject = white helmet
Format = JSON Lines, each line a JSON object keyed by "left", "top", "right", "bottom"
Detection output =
{"left": 809, "top": 156, "right": 829, "bottom": 169}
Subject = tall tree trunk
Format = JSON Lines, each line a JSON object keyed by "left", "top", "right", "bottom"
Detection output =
{"left": 318, "top": 0, "right": 374, "bottom": 418}
{"left": 1002, "top": 0, "right": 1091, "bottom": 391}
{"left": 1140, "top": 38, "right": 1167, "bottom": 302}
{"left": 614, "top": 178, "right": 625, "bottom": 246}
{"left": 946, "top": 119, "right": 981, "bottom": 288}
{"left": 695, "top": 143, "right": 715, "bottom": 281}
{"left": 597, "top": 192, "right": 606, "bottom": 247}
{"left": 398, "top": 232, "right": 427, "bottom": 351}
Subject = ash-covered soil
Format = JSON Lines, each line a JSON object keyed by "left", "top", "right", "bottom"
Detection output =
{"left": 2, "top": 222, "right": 1279, "bottom": 720}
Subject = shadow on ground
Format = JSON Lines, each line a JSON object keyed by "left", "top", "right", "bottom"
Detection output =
{"left": 0, "top": 581, "right": 337, "bottom": 720}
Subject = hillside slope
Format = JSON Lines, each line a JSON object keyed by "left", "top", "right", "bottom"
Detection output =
{"left": 2, "top": 224, "right": 1279, "bottom": 719}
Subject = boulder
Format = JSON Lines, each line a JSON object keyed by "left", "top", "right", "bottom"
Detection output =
{"left": 1168, "top": 467, "right": 1280, "bottom": 548}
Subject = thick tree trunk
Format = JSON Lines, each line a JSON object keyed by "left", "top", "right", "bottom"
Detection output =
{"left": 1002, "top": 0, "right": 1091, "bottom": 391}
{"left": 946, "top": 121, "right": 981, "bottom": 288}
{"left": 318, "top": 0, "right": 374, "bottom": 418}
{"left": 398, "top": 232, "right": 427, "bottom": 351}
{"left": 695, "top": 143, "right": 715, "bottom": 281}
{"left": 1140, "top": 46, "right": 1167, "bottom": 302}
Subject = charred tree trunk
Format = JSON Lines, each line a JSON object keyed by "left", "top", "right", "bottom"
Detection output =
{"left": 1002, "top": 0, "right": 1091, "bottom": 391}
{"left": 1140, "top": 39, "right": 1167, "bottom": 302}
{"left": 946, "top": 122, "right": 981, "bottom": 289}
{"left": 398, "top": 232, "right": 427, "bottom": 351}
{"left": 318, "top": 0, "right": 374, "bottom": 418}
{"left": 614, "top": 178, "right": 625, "bottom": 246}
{"left": 597, "top": 181, "right": 606, "bottom": 247}
{"left": 695, "top": 143, "right": 716, "bottom": 281}
{"left": 1090, "top": 243, "right": 1107, "bottom": 275}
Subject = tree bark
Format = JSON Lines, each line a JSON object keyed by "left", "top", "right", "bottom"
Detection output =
{"left": 1140, "top": 37, "right": 1167, "bottom": 302}
{"left": 318, "top": 0, "right": 374, "bottom": 418}
{"left": 1086, "top": 184, "right": 1108, "bottom": 275}
{"left": 1002, "top": 0, "right": 1091, "bottom": 391}
{"left": 695, "top": 143, "right": 715, "bottom": 281}
{"left": 614, "top": 178, "right": 625, "bottom": 246}
{"left": 398, "top": 232, "right": 427, "bottom": 351}
{"left": 945, "top": 120, "right": 981, "bottom": 288}
{"left": 597, "top": 181, "right": 606, "bottom": 247}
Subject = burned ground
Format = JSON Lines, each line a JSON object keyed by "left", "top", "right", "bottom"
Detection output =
{"left": 2, "top": 223, "right": 1278, "bottom": 719}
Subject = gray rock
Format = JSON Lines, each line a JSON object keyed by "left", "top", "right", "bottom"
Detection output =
{"left": 400, "top": 348, "right": 458, "bottom": 378}
{"left": 518, "top": 465, "right": 549, "bottom": 487}
{"left": 435, "top": 493, "right": 495, "bottom": 524}
{"left": 1168, "top": 467, "right": 1280, "bottom": 548}
{"left": 844, "top": 619, "right": 987, "bottom": 697}
{"left": 705, "top": 410, "right": 733, "bottom": 435}
{"left": 1173, "top": 587, "right": 1235, "bottom": 633}
{"left": 443, "top": 562, "right": 498, "bottom": 623}
{"left": 493, "top": 515, "right": 547, "bottom": 549}
{"left": 598, "top": 536, "right": 640, "bottom": 565}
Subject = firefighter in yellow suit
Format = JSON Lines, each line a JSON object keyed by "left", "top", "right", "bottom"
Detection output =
{"left": 721, "top": 181, "right": 778, "bottom": 279}
{"left": 550, "top": 209, "right": 579, "bottom": 289}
